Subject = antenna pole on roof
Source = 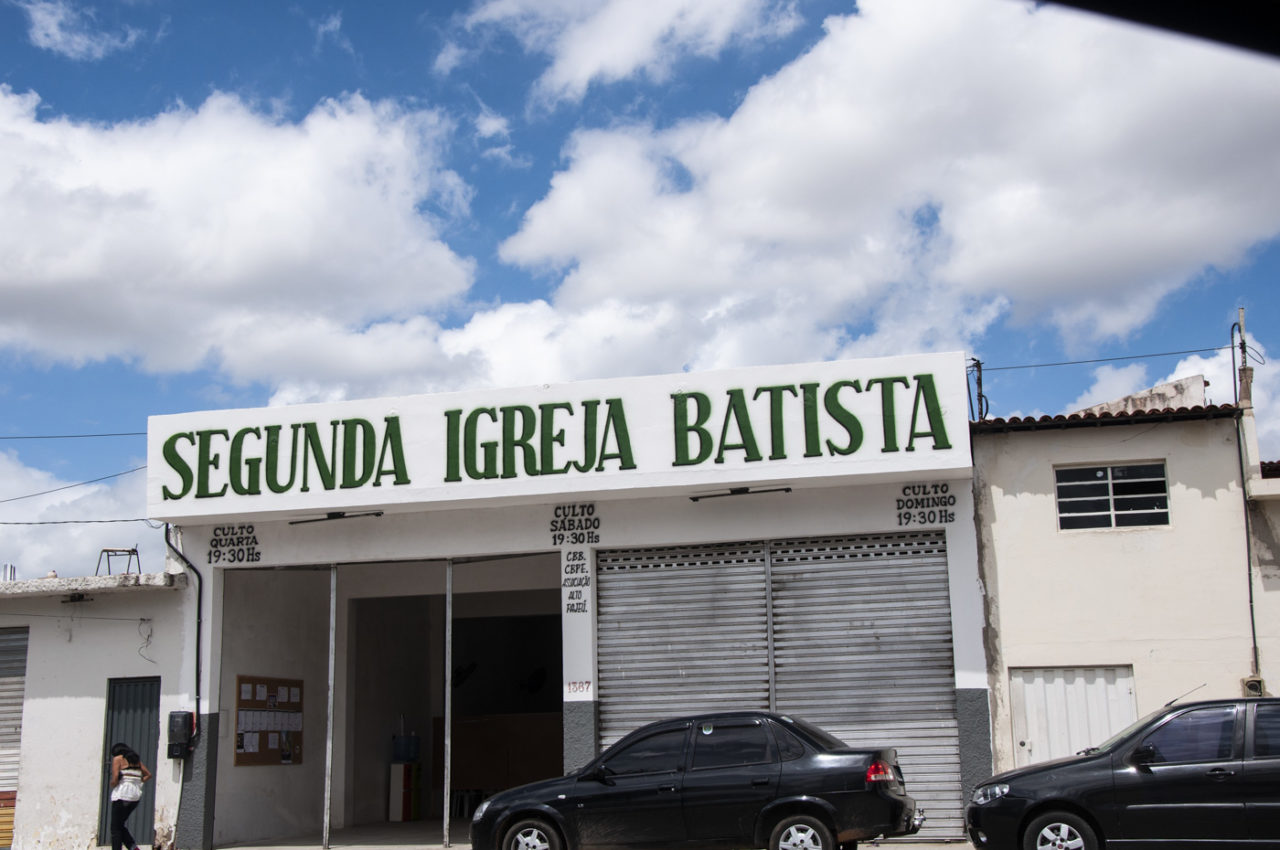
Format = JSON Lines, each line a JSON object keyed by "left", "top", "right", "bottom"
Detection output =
{"left": 1237, "top": 307, "right": 1253, "bottom": 409}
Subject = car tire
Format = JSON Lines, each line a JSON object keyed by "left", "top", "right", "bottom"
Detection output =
{"left": 1021, "top": 811, "right": 1099, "bottom": 850}
{"left": 770, "top": 814, "right": 835, "bottom": 850}
{"left": 502, "top": 818, "right": 562, "bottom": 850}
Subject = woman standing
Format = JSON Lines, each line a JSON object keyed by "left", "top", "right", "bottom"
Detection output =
{"left": 109, "top": 743, "right": 152, "bottom": 850}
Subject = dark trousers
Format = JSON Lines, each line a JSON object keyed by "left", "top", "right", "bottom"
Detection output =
{"left": 111, "top": 799, "right": 140, "bottom": 850}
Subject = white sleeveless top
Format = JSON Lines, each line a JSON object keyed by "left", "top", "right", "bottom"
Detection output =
{"left": 111, "top": 766, "right": 144, "bottom": 802}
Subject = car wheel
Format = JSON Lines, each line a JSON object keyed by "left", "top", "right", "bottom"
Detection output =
{"left": 770, "top": 814, "right": 834, "bottom": 850}
{"left": 502, "top": 818, "right": 562, "bottom": 850}
{"left": 1022, "top": 811, "right": 1099, "bottom": 850}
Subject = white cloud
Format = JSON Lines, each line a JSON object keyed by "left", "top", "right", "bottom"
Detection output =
{"left": 1158, "top": 335, "right": 1279, "bottom": 458}
{"left": 466, "top": 0, "right": 801, "bottom": 104}
{"left": 474, "top": 107, "right": 510, "bottom": 140}
{"left": 16, "top": 0, "right": 143, "bottom": 61}
{"left": 4, "top": 0, "right": 1280, "bottom": 421}
{"left": 488, "top": 0, "right": 1280, "bottom": 379}
{"left": 1061, "top": 363, "right": 1151, "bottom": 414}
{"left": 0, "top": 450, "right": 163, "bottom": 580}
{"left": 313, "top": 11, "right": 356, "bottom": 57}
{"left": 0, "top": 86, "right": 475, "bottom": 378}
{"left": 433, "top": 41, "right": 468, "bottom": 76}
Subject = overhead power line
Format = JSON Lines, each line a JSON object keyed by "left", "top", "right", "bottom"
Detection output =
{"left": 0, "top": 465, "right": 147, "bottom": 505}
{"left": 0, "top": 518, "right": 162, "bottom": 526}
{"left": 976, "top": 346, "right": 1233, "bottom": 372}
{"left": 0, "top": 431, "right": 145, "bottom": 440}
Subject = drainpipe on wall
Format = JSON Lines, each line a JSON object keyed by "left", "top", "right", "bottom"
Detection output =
{"left": 165, "top": 524, "right": 204, "bottom": 742}
{"left": 1231, "top": 312, "right": 1263, "bottom": 688}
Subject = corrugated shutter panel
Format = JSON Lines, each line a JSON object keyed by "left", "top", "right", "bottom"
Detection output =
{"left": 596, "top": 542, "right": 770, "bottom": 746}
{"left": 596, "top": 530, "right": 964, "bottom": 840}
{"left": 0, "top": 628, "right": 29, "bottom": 794}
{"left": 771, "top": 530, "right": 963, "bottom": 839}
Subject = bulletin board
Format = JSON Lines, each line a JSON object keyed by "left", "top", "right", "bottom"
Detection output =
{"left": 234, "top": 675, "right": 304, "bottom": 766}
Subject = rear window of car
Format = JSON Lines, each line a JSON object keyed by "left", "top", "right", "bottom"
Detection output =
{"left": 770, "top": 720, "right": 807, "bottom": 761}
{"left": 777, "top": 715, "right": 847, "bottom": 751}
{"left": 1255, "top": 704, "right": 1280, "bottom": 758}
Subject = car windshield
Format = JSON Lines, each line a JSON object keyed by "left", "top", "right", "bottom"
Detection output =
{"left": 1091, "top": 707, "right": 1167, "bottom": 752}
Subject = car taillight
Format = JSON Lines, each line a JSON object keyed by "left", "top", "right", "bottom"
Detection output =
{"left": 866, "top": 759, "right": 895, "bottom": 783}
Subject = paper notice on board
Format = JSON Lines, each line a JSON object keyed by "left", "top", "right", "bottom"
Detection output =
{"left": 290, "top": 687, "right": 300, "bottom": 703}
{"left": 278, "top": 686, "right": 288, "bottom": 703}
{"left": 290, "top": 712, "right": 303, "bottom": 731}
{"left": 241, "top": 683, "right": 252, "bottom": 700}
{"left": 245, "top": 732, "right": 260, "bottom": 753}
{"left": 256, "top": 684, "right": 268, "bottom": 701}
{"left": 268, "top": 732, "right": 279, "bottom": 750}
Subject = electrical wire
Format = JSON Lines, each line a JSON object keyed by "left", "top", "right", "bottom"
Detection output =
{"left": 0, "top": 432, "right": 145, "bottom": 440}
{"left": 979, "top": 346, "right": 1232, "bottom": 372}
{"left": 0, "top": 519, "right": 163, "bottom": 526}
{"left": 0, "top": 610, "right": 161, "bottom": 622}
{"left": 137, "top": 618, "right": 156, "bottom": 664}
{"left": 0, "top": 465, "right": 147, "bottom": 505}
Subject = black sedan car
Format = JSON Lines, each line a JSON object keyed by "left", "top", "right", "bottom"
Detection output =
{"left": 967, "top": 697, "right": 1280, "bottom": 849}
{"left": 471, "top": 711, "right": 923, "bottom": 850}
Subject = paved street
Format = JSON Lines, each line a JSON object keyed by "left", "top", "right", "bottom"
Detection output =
{"left": 229, "top": 821, "right": 967, "bottom": 850}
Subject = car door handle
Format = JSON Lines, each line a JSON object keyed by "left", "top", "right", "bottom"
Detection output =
{"left": 1206, "top": 768, "right": 1236, "bottom": 780}
{"left": 751, "top": 778, "right": 770, "bottom": 786}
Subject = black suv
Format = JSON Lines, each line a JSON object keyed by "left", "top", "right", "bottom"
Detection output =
{"left": 967, "top": 697, "right": 1280, "bottom": 849}
{"left": 470, "top": 711, "right": 923, "bottom": 850}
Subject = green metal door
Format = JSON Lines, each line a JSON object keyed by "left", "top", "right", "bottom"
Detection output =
{"left": 99, "top": 678, "right": 161, "bottom": 846}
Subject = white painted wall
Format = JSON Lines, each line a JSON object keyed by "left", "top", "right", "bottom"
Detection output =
{"left": 0, "top": 585, "right": 189, "bottom": 850}
{"left": 214, "top": 569, "right": 331, "bottom": 846}
{"left": 179, "top": 474, "right": 986, "bottom": 842}
{"left": 1251, "top": 498, "right": 1280, "bottom": 692}
{"left": 185, "top": 476, "right": 985, "bottom": 693}
{"left": 974, "top": 418, "right": 1254, "bottom": 771}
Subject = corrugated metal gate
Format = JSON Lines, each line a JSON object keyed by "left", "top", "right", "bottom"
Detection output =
{"left": 0, "top": 628, "right": 29, "bottom": 850}
{"left": 596, "top": 530, "right": 962, "bottom": 839}
{"left": 1009, "top": 666, "right": 1137, "bottom": 767}
{"left": 98, "top": 678, "right": 161, "bottom": 847}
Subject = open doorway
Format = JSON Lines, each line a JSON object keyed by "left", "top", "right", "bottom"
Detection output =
{"left": 347, "top": 573, "right": 562, "bottom": 827}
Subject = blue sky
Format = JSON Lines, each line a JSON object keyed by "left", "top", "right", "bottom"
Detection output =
{"left": 2, "top": 0, "right": 1278, "bottom": 578}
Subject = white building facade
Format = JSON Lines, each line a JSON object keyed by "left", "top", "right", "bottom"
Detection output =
{"left": 0, "top": 574, "right": 191, "bottom": 850}
{"left": 146, "top": 353, "right": 988, "bottom": 847}
{"left": 972, "top": 395, "right": 1279, "bottom": 773}
{"left": 4, "top": 353, "right": 1276, "bottom": 850}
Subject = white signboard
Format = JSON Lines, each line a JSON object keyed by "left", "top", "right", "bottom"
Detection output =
{"left": 147, "top": 352, "right": 971, "bottom": 521}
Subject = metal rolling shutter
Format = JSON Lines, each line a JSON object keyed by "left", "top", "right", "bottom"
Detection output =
{"left": 0, "top": 628, "right": 29, "bottom": 793}
{"left": 771, "top": 530, "right": 962, "bottom": 839}
{"left": 596, "top": 530, "right": 963, "bottom": 840}
{"left": 596, "top": 542, "right": 770, "bottom": 746}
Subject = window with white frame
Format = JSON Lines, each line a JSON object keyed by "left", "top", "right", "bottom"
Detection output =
{"left": 1054, "top": 462, "right": 1169, "bottom": 530}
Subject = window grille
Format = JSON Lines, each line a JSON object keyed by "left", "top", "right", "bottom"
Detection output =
{"left": 1055, "top": 462, "right": 1169, "bottom": 530}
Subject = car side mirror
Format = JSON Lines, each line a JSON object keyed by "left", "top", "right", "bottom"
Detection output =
{"left": 581, "top": 765, "right": 614, "bottom": 786}
{"left": 1131, "top": 744, "right": 1157, "bottom": 766}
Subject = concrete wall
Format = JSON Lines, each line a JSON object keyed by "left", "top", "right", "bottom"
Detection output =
{"left": 974, "top": 418, "right": 1255, "bottom": 771}
{"left": 1250, "top": 498, "right": 1280, "bottom": 692}
{"left": 0, "top": 585, "right": 188, "bottom": 850}
{"left": 214, "top": 570, "right": 331, "bottom": 846}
